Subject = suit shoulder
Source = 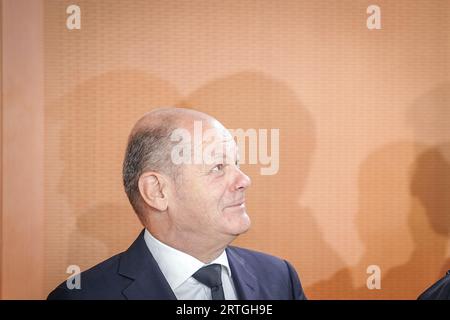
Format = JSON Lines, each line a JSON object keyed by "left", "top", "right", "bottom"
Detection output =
{"left": 418, "top": 271, "right": 450, "bottom": 300}
{"left": 227, "top": 246, "right": 290, "bottom": 271}
{"left": 47, "top": 252, "right": 127, "bottom": 300}
{"left": 227, "top": 246, "right": 306, "bottom": 299}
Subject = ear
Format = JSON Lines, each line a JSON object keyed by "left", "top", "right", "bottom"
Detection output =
{"left": 138, "top": 172, "right": 169, "bottom": 211}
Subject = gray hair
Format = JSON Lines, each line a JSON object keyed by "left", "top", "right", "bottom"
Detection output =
{"left": 122, "top": 125, "right": 176, "bottom": 216}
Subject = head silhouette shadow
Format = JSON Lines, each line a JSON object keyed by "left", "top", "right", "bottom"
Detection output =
{"left": 48, "top": 70, "right": 181, "bottom": 288}
{"left": 177, "top": 71, "right": 345, "bottom": 293}
{"left": 403, "top": 82, "right": 450, "bottom": 291}
{"left": 372, "top": 143, "right": 450, "bottom": 299}
{"left": 307, "top": 141, "right": 448, "bottom": 299}
{"left": 308, "top": 82, "right": 450, "bottom": 299}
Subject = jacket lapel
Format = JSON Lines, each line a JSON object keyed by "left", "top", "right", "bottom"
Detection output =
{"left": 226, "top": 247, "right": 260, "bottom": 300}
{"left": 118, "top": 229, "right": 177, "bottom": 300}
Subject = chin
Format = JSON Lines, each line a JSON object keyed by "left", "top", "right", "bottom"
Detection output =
{"left": 229, "top": 213, "right": 252, "bottom": 236}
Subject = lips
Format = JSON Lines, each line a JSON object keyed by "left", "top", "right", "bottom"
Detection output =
{"left": 225, "top": 200, "right": 245, "bottom": 208}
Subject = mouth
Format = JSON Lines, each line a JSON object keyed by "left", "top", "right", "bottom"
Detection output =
{"left": 225, "top": 200, "right": 246, "bottom": 209}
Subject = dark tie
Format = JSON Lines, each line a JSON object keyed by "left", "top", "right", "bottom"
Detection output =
{"left": 192, "top": 264, "right": 225, "bottom": 300}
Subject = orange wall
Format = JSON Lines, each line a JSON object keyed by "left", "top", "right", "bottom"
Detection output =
{"left": 2, "top": 0, "right": 450, "bottom": 299}
{"left": 1, "top": 0, "right": 45, "bottom": 299}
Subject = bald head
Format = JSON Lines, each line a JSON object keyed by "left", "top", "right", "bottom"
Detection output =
{"left": 122, "top": 107, "right": 222, "bottom": 217}
{"left": 130, "top": 107, "right": 216, "bottom": 135}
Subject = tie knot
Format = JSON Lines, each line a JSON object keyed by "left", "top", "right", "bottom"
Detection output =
{"left": 192, "top": 264, "right": 222, "bottom": 288}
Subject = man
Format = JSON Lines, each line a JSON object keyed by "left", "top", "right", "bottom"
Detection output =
{"left": 48, "top": 107, "right": 306, "bottom": 300}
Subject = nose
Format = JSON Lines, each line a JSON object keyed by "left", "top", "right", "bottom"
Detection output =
{"left": 233, "top": 167, "right": 251, "bottom": 191}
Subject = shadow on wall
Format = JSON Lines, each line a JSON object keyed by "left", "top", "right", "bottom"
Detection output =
{"left": 404, "top": 82, "right": 450, "bottom": 294}
{"left": 47, "top": 70, "right": 181, "bottom": 291}
{"left": 49, "top": 72, "right": 450, "bottom": 299}
{"left": 307, "top": 83, "right": 450, "bottom": 299}
{"left": 381, "top": 143, "right": 450, "bottom": 299}
{"left": 50, "top": 70, "right": 345, "bottom": 297}
{"left": 178, "top": 71, "right": 346, "bottom": 292}
{"left": 306, "top": 142, "right": 450, "bottom": 299}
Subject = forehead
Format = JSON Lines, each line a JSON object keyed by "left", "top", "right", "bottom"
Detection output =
{"left": 188, "top": 120, "right": 238, "bottom": 167}
{"left": 201, "top": 122, "right": 237, "bottom": 152}
{"left": 182, "top": 117, "right": 235, "bottom": 147}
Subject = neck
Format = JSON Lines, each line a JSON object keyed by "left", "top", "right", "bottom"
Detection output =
{"left": 147, "top": 225, "right": 235, "bottom": 263}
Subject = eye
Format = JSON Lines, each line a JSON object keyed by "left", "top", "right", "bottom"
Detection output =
{"left": 211, "top": 164, "right": 225, "bottom": 173}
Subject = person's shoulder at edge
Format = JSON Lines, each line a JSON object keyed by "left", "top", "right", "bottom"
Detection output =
{"left": 418, "top": 270, "right": 450, "bottom": 300}
{"left": 227, "top": 245, "right": 307, "bottom": 300}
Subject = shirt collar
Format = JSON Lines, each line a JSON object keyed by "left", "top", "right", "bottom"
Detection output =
{"left": 143, "top": 229, "right": 232, "bottom": 290}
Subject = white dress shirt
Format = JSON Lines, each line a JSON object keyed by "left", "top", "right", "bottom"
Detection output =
{"left": 143, "top": 229, "right": 238, "bottom": 300}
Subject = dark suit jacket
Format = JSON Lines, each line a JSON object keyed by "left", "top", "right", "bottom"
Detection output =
{"left": 48, "top": 230, "right": 306, "bottom": 300}
{"left": 418, "top": 270, "right": 450, "bottom": 300}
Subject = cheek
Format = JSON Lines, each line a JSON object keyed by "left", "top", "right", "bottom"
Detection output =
{"left": 209, "top": 180, "right": 229, "bottom": 209}
{"left": 179, "top": 172, "right": 229, "bottom": 214}
{"left": 181, "top": 184, "right": 213, "bottom": 216}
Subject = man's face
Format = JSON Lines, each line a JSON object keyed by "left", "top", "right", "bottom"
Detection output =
{"left": 168, "top": 120, "right": 252, "bottom": 242}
